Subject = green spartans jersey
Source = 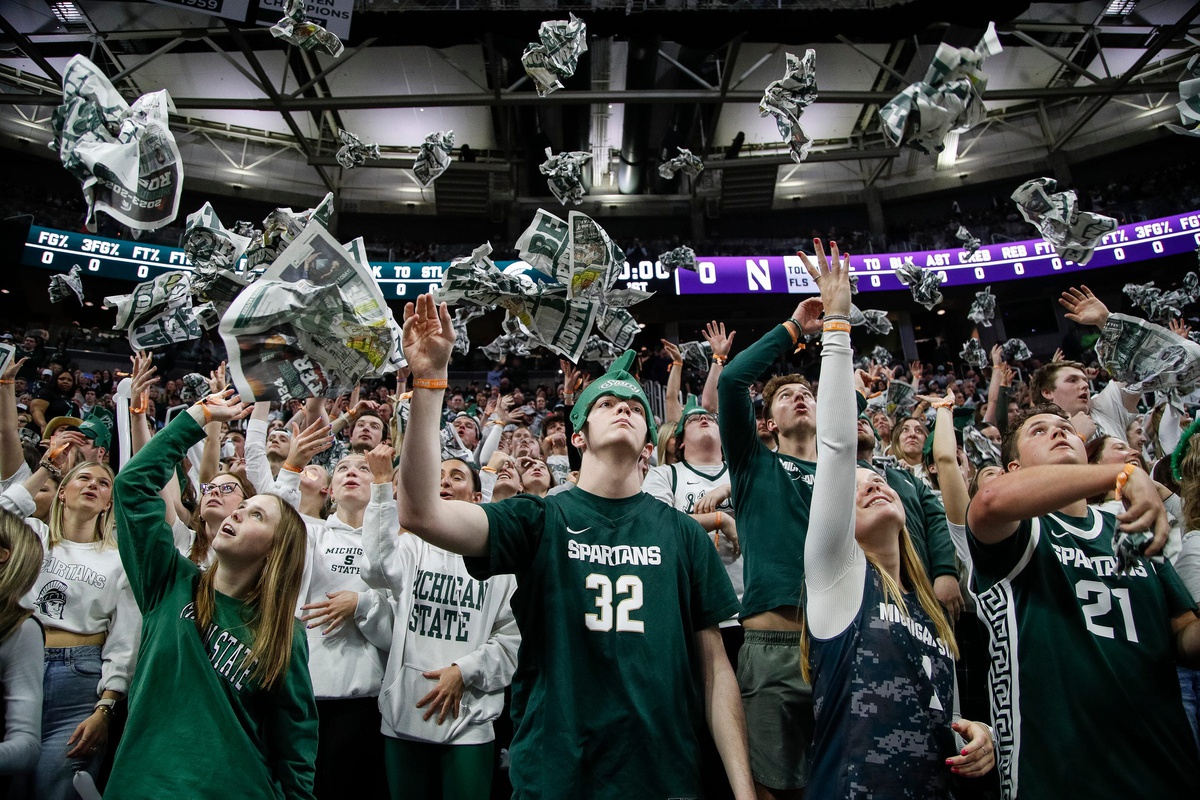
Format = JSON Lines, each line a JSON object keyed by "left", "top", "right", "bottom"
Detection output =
{"left": 967, "top": 507, "right": 1200, "bottom": 800}
{"left": 468, "top": 488, "right": 739, "bottom": 800}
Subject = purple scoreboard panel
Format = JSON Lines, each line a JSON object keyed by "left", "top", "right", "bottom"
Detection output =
{"left": 676, "top": 209, "right": 1200, "bottom": 296}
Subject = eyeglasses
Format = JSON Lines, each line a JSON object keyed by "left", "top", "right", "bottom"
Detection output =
{"left": 200, "top": 482, "right": 243, "bottom": 497}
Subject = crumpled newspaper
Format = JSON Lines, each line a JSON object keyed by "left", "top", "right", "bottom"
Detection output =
{"left": 956, "top": 224, "right": 982, "bottom": 257}
{"left": 243, "top": 193, "right": 335, "bottom": 273}
{"left": 582, "top": 335, "right": 623, "bottom": 368}
{"left": 50, "top": 55, "right": 183, "bottom": 232}
{"left": 105, "top": 272, "right": 212, "bottom": 349}
{"left": 48, "top": 266, "right": 83, "bottom": 305}
{"left": 413, "top": 130, "right": 454, "bottom": 188}
{"left": 658, "top": 147, "right": 704, "bottom": 180}
{"left": 481, "top": 331, "right": 534, "bottom": 362}
{"left": 679, "top": 340, "right": 713, "bottom": 372}
{"left": 270, "top": 0, "right": 344, "bottom": 57}
{"left": 1001, "top": 337, "right": 1032, "bottom": 363}
{"left": 521, "top": 13, "right": 588, "bottom": 98}
{"left": 879, "top": 22, "right": 1002, "bottom": 153}
{"left": 441, "top": 424, "right": 476, "bottom": 465}
{"left": 1166, "top": 54, "right": 1200, "bottom": 138}
{"left": 894, "top": 257, "right": 944, "bottom": 310}
{"left": 435, "top": 211, "right": 646, "bottom": 362}
{"left": 660, "top": 245, "right": 698, "bottom": 271}
{"left": 959, "top": 338, "right": 989, "bottom": 370}
{"left": 219, "top": 221, "right": 399, "bottom": 403}
{"left": 1095, "top": 312, "right": 1200, "bottom": 395}
{"left": 963, "top": 424, "right": 1000, "bottom": 467}
{"left": 1011, "top": 177, "right": 1117, "bottom": 266}
{"left": 1113, "top": 530, "right": 1156, "bottom": 575}
{"left": 968, "top": 286, "right": 996, "bottom": 327}
{"left": 759, "top": 50, "right": 818, "bottom": 163}
{"left": 849, "top": 273, "right": 860, "bottom": 294}
{"left": 886, "top": 380, "right": 917, "bottom": 417}
{"left": 178, "top": 373, "right": 211, "bottom": 404}
{"left": 451, "top": 306, "right": 486, "bottom": 356}
{"left": 540, "top": 148, "right": 592, "bottom": 206}
{"left": 868, "top": 345, "right": 893, "bottom": 365}
{"left": 336, "top": 129, "right": 380, "bottom": 169}
{"left": 184, "top": 202, "right": 251, "bottom": 273}
{"left": 850, "top": 305, "right": 893, "bottom": 335}
{"left": 1123, "top": 272, "right": 1199, "bottom": 323}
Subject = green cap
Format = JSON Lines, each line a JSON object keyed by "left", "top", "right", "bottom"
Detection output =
{"left": 77, "top": 408, "right": 113, "bottom": 451}
{"left": 570, "top": 350, "right": 658, "bottom": 443}
{"left": 674, "top": 394, "right": 714, "bottom": 438}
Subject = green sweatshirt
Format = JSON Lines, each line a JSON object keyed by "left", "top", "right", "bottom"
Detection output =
{"left": 718, "top": 324, "right": 816, "bottom": 618}
{"left": 108, "top": 413, "right": 318, "bottom": 800}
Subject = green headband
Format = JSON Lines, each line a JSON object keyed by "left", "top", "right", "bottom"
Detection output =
{"left": 1171, "top": 417, "right": 1200, "bottom": 482}
{"left": 570, "top": 350, "right": 658, "bottom": 443}
{"left": 674, "top": 394, "right": 714, "bottom": 438}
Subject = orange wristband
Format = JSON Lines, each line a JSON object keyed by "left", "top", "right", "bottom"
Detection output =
{"left": 281, "top": 462, "right": 303, "bottom": 474}
{"left": 413, "top": 378, "right": 448, "bottom": 390}
{"left": 195, "top": 402, "right": 213, "bottom": 425}
{"left": 823, "top": 320, "right": 852, "bottom": 333}
{"left": 0, "top": 380, "right": 13, "bottom": 386}
{"left": 783, "top": 320, "right": 801, "bottom": 345}
{"left": 1114, "top": 463, "right": 1135, "bottom": 501}
{"left": 712, "top": 354, "right": 728, "bottom": 365}
{"left": 672, "top": 360, "right": 683, "bottom": 369}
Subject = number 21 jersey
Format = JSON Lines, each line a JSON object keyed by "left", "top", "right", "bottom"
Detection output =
{"left": 968, "top": 507, "right": 1200, "bottom": 800}
{"left": 469, "top": 487, "right": 739, "bottom": 800}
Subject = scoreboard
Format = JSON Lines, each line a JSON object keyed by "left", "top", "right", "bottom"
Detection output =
{"left": 674, "top": 208, "right": 1200, "bottom": 296}
{"left": 21, "top": 207, "right": 1199, "bottom": 301}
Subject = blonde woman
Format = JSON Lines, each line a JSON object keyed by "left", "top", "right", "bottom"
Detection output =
{"left": 799, "top": 242, "right": 993, "bottom": 799}
{"left": 106, "top": 390, "right": 317, "bottom": 800}
{"left": 2, "top": 452, "right": 140, "bottom": 800}
{"left": 0, "top": 509, "right": 45, "bottom": 786}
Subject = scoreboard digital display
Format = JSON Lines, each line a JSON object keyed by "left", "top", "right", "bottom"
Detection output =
{"left": 21, "top": 208, "right": 1199, "bottom": 302}
{"left": 675, "top": 208, "right": 1200, "bottom": 296}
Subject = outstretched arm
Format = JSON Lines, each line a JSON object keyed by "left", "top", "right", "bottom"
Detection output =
{"left": 0, "top": 357, "right": 27, "bottom": 481}
{"left": 397, "top": 295, "right": 489, "bottom": 557}
{"left": 662, "top": 339, "right": 684, "bottom": 426}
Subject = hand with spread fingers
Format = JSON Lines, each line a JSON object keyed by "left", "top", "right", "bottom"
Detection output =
{"left": 1059, "top": 285, "right": 1110, "bottom": 329}
{"left": 300, "top": 590, "right": 359, "bottom": 636}
{"left": 703, "top": 321, "right": 736, "bottom": 359}
{"left": 797, "top": 238, "right": 851, "bottom": 318}
{"left": 402, "top": 294, "right": 455, "bottom": 380}
{"left": 416, "top": 665, "right": 466, "bottom": 725}
{"left": 287, "top": 418, "right": 335, "bottom": 469}
{"left": 188, "top": 388, "right": 251, "bottom": 427}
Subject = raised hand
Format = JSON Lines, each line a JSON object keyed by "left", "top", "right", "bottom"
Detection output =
{"left": 1169, "top": 317, "right": 1192, "bottom": 340}
{"left": 402, "top": 294, "right": 455, "bottom": 379}
{"left": 909, "top": 361, "right": 925, "bottom": 385}
{"left": 661, "top": 338, "right": 682, "bottom": 365}
{"left": 998, "top": 362, "right": 1014, "bottom": 388}
{"left": 129, "top": 352, "right": 159, "bottom": 410}
{"left": 2, "top": 356, "right": 26, "bottom": 384}
{"left": 1059, "top": 285, "right": 1110, "bottom": 329}
{"left": 797, "top": 238, "right": 851, "bottom": 318}
{"left": 702, "top": 321, "right": 736, "bottom": 358}
{"left": 190, "top": 388, "right": 251, "bottom": 425}
{"left": 367, "top": 443, "right": 396, "bottom": 484}
{"left": 1052, "top": 347, "right": 1065, "bottom": 364}
{"left": 286, "top": 418, "right": 334, "bottom": 469}
{"left": 990, "top": 343, "right": 1003, "bottom": 368}
{"left": 206, "top": 361, "right": 228, "bottom": 396}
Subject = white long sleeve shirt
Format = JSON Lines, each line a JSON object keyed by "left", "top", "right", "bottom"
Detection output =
{"left": 299, "top": 512, "right": 394, "bottom": 700}
{"left": 0, "top": 618, "right": 42, "bottom": 773}
{"left": 361, "top": 484, "right": 519, "bottom": 745}
{"left": 2, "top": 485, "right": 142, "bottom": 696}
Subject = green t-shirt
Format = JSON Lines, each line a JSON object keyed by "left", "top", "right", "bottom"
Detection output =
{"left": 110, "top": 413, "right": 318, "bottom": 800}
{"left": 468, "top": 488, "right": 739, "bottom": 800}
{"left": 968, "top": 507, "right": 1200, "bottom": 800}
{"left": 718, "top": 324, "right": 816, "bottom": 617}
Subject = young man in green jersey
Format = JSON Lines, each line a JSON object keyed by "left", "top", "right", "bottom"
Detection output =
{"left": 968, "top": 404, "right": 1200, "bottom": 800}
{"left": 396, "top": 294, "right": 754, "bottom": 800}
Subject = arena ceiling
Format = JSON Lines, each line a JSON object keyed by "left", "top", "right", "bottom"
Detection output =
{"left": 0, "top": 0, "right": 1197, "bottom": 221}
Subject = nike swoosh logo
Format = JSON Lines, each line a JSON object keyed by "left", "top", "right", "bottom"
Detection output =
{"left": 685, "top": 480, "right": 699, "bottom": 485}
{"left": 567, "top": 527, "right": 591, "bottom": 536}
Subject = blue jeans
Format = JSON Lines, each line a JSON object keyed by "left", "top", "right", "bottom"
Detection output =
{"left": 1179, "top": 665, "right": 1200, "bottom": 756}
{"left": 15, "top": 646, "right": 105, "bottom": 800}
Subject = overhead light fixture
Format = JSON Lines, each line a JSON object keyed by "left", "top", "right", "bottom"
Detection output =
{"left": 48, "top": 1, "right": 85, "bottom": 25}
{"left": 936, "top": 309, "right": 946, "bottom": 316}
{"left": 1103, "top": 0, "right": 1137, "bottom": 16}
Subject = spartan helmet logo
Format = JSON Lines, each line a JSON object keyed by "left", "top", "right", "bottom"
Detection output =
{"left": 35, "top": 581, "right": 67, "bottom": 620}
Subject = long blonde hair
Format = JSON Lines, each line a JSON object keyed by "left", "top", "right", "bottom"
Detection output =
{"left": 1178, "top": 434, "right": 1200, "bottom": 532}
{"left": 801, "top": 525, "right": 959, "bottom": 683}
{"left": 0, "top": 509, "right": 43, "bottom": 644}
{"left": 48, "top": 461, "right": 116, "bottom": 550}
{"left": 656, "top": 424, "right": 677, "bottom": 467}
{"left": 193, "top": 495, "right": 307, "bottom": 691}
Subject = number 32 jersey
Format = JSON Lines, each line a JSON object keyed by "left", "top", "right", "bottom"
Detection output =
{"left": 968, "top": 508, "right": 1200, "bottom": 800}
{"left": 469, "top": 487, "right": 740, "bottom": 800}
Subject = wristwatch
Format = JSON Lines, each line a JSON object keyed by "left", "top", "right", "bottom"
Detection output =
{"left": 94, "top": 698, "right": 116, "bottom": 717}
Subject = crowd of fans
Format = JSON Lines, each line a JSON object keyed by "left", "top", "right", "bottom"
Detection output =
{"left": 0, "top": 250, "right": 1197, "bottom": 799}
